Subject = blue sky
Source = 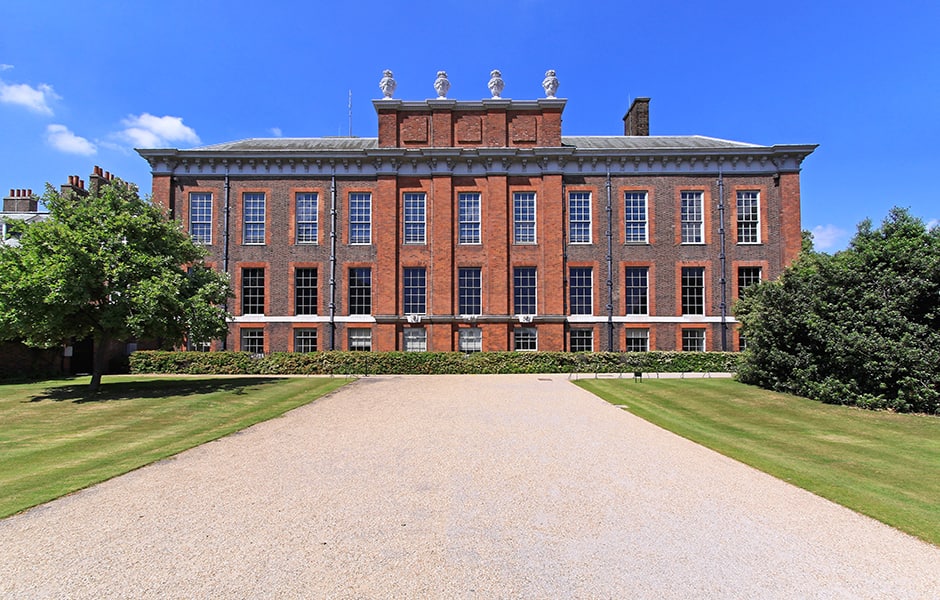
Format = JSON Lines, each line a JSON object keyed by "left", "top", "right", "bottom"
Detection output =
{"left": 2, "top": 0, "right": 937, "bottom": 251}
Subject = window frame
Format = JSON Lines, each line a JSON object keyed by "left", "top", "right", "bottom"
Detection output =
{"left": 240, "top": 328, "right": 264, "bottom": 354}
{"left": 403, "top": 267, "right": 427, "bottom": 315}
{"left": 569, "top": 329, "right": 593, "bottom": 352}
{"left": 241, "top": 267, "right": 265, "bottom": 315}
{"left": 569, "top": 267, "right": 593, "bottom": 315}
{"left": 242, "top": 192, "right": 266, "bottom": 245}
{"left": 624, "top": 266, "right": 649, "bottom": 315}
{"left": 348, "top": 267, "right": 372, "bottom": 315}
{"left": 736, "top": 191, "right": 760, "bottom": 244}
{"left": 349, "top": 192, "right": 372, "bottom": 245}
{"left": 458, "top": 192, "right": 481, "bottom": 245}
{"left": 514, "top": 327, "right": 538, "bottom": 351}
{"left": 680, "top": 191, "right": 704, "bottom": 244}
{"left": 513, "top": 267, "right": 537, "bottom": 315}
{"left": 403, "top": 192, "right": 427, "bottom": 245}
{"left": 681, "top": 266, "right": 705, "bottom": 315}
{"left": 403, "top": 328, "right": 427, "bottom": 352}
{"left": 682, "top": 328, "right": 706, "bottom": 352}
{"left": 459, "top": 328, "right": 482, "bottom": 353}
{"left": 513, "top": 192, "right": 536, "bottom": 244}
{"left": 625, "top": 328, "right": 649, "bottom": 352}
{"left": 189, "top": 192, "right": 212, "bottom": 244}
{"left": 348, "top": 328, "right": 372, "bottom": 351}
{"left": 293, "top": 328, "right": 318, "bottom": 353}
{"left": 458, "top": 267, "right": 482, "bottom": 316}
{"left": 295, "top": 192, "right": 319, "bottom": 244}
{"left": 294, "top": 267, "right": 318, "bottom": 315}
{"left": 568, "top": 191, "right": 592, "bottom": 244}
{"left": 737, "top": 266, "right": 762, "bottom": 299}
{"left": 624, "top": 191, "right": 648, "bottom": 244}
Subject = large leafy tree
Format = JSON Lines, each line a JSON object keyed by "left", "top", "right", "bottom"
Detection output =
{"left": 735, "top": 207, "right": 940, "bottom": 413}
{"left": 0, "top": 180, "right": 231, "bottom": 391}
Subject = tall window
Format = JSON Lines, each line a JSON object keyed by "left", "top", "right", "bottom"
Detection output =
{"left": 459, "top": 328, "right": 482, "bottom": 353}
{"left": 349, "top": 192, "right": 372, "bottom": 244}
{"left": 514, "top": 327, "right": 538, "bottom": 351}
{"left": 458, "top": 192, "right": 481, "bottom": 244}
{"left": 737, "top": 266, "right": 762, "bottom": 298}
{"left": 569, "top": 267, "right": 593, "bottom": 315}
{"left": 294, "top": 329, "right": 317, "bottom": 352}
{"left": 458, "top": 267, "right": 482, "bottom": 315}
{"left": 682, "top": 329, "right": 706, "bottom": 352}
{"left": 348, "top": 328, "right": 372, "bottom": 351}
{"left": 514, "top": 267, "right": 537, "bottom": 315}
{"left": 243, "top": 192, "right": 266, "bottom": 244}
{"left": 568, "top": 192, "right": 591, "bottom": 243}
{"left": 625, "top": 329, "right": 649, "bottom": 352}
{"left": 296, "top": 192, "right": 318, "bottom": 244}
{"left": 241, "top": 267, "right": 265, "bottom": 314}
{"left": 403, "top": 328, "right": 427, "bottom": 352}
{"left": 294, "top": 268, "right": 318, "bottom": 315}
{"left": 624, "top": 191, "right": 648, "bottom": 243}
{"left": 570, "top": 329, "right": 593, "bottom": 352}
{"left": 625, "top": 267, "right": 649, "bottom": 315}
{"left": 737, "top": 191, "right": 760, "bottom": 244}
{"left": 240, "top": 328, "right": 264, "bottom": 354}
{"left": 403, "top": 267, "right": 427, "bottom": 314}
{"left": 513, "top": 192, "right": 536, "bottom": 244}
{"left": 403, "top": 192, "right": 426, "bottom": 244}
{"left": 348, "top": 267, "right": 372, "bottom": 314}
{"left": 681, "top": 267, "right": 705, "bottom": 315}
{"left": 189, "top": 192, "right": 212, "bottom": 244}
{"left": 680, "top": 191, "right": 703, "bottom": 244}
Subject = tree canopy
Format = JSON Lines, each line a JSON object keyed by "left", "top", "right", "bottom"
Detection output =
{"left": 0, "top": 180, "right": 231, "bottom": 390}
{"left": 735, "top": 207, "right": 940, "bottom": 413}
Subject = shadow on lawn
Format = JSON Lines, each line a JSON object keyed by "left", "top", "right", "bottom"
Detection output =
{"left": 29, "top": 377, "right": 290, "bottom": 404}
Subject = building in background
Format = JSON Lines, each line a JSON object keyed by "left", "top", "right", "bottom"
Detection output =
{"left": 139, "top": 71, "right": 816, "bottom": 353}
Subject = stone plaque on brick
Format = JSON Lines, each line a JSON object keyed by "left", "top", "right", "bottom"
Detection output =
{"left": 510, "top": 115, "right": 538, "bottom": 143}
{"left": 456, "top": 116, "right": 483, "bottom": 143}
{"left": 401, "top": 115, "right": 429, "bottom": 143}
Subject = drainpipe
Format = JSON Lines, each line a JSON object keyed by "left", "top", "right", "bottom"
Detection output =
{"left": 605, "top": 170, "right": 614, "bottom": 352}
{"left": 328, "top": 170, "right": 338, "bottom": 350}
{"left": 718, "top": 168, "right": 728, "bottom": 351}
{"left": 561, "top": 180, "right": 569, "bottom": 351}
{"left": 222, "top": 171, "right": 231, "bottom": 351}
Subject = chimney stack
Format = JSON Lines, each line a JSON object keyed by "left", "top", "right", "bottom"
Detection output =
{"left": 2, "top": 188, "right": 39, "bottom": 213}
{"left": 623, "top": 97, "right": 650, "bottom": 136}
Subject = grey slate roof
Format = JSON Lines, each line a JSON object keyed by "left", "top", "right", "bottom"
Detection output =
{"left": 189, "top": 135, "right": 766, "bottom": 153}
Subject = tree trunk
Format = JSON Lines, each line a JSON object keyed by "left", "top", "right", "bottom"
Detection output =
{"left": 89, "top": 334, "right": 110, "bottom": 392}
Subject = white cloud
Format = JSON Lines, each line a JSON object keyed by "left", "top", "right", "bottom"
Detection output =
{"left": 926, "top": 219, "right": 939, "bottom": 230}
{"left": 0, "top": 64, "right": 13, "bottom": 71}
{"left": 46, "top": 124, "right": 97, "bottom": 155}
{"left": 0, "top": 78, "right": 60, "bottom": 115}
{"left": 811, "top": 224, "right": 848, "bottom": 251}
{"left": 116, "top": 113, "right": 200, "bottom": 148}
{"left": 270, "top": 127, "right": 283, "bottom": 137}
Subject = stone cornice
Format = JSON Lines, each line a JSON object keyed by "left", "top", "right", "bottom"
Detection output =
{"left": 372, "top": 98, "right": 568, "bottom": 113}
{"left": 138, "top": 143, "right": 815, "bottom": 178}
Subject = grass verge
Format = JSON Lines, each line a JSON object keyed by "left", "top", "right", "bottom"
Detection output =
{"left": 0, "top": 375, "right": 349, "bottom": 518}
{"left": 575, "top": 378, "right": 940, "bottom": 546}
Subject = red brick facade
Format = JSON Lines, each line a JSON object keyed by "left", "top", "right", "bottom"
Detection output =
{"left": 139, "top": 92, "right": 815, "bottom": 353}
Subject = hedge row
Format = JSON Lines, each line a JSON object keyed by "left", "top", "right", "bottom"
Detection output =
{"left": 130, "top": 350, "right": 741, "bottom": 376}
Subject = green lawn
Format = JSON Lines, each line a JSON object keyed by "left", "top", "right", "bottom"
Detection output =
{"left": 0, "top": 375, "right": 349, "bottom": 518}
{"left": 576, "top": 378, "right": 940, "bottom": 547}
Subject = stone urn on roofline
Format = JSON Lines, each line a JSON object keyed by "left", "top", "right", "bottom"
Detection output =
{"left": 542, "top": 69, "right": 559, "bottom": 98}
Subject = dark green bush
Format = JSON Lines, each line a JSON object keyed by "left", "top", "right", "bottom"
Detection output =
{"left": 130, "top": 350, "right": 740, "bottom": 376}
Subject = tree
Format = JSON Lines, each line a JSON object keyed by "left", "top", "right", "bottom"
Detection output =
{"left": 735, "top": 208, "right": 940, "bottom": 413}
{"left": 0, "top": 180, "right": 231, "bottom": 391}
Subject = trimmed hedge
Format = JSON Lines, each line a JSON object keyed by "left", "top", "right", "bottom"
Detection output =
{"left": 130, "top": 350, "right": 741, "bottom": 376}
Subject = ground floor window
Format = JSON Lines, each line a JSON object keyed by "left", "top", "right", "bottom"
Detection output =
{"left": 738, "top": 331, "right": 748, "bottom": 352}
{"left": 459, "top": 328, "right": 482, "bottom": 353}
{"left": 240, "top": 328, "right": 264, "bottom": 354}
{"left": 682, "top": 328, "right": 706, "bottom": 352}
{"left": 348, "top": 328, "right": 372, "bottom": 351}
{"left": 294, "top": 328, "right": 318, "bottom": 352}
{"left": 514, "top": 327, "right": 538, "bottom": 351}
{"left": 403, "top": 327, "right": 427, "bottom": 352}
{"left": 625, "top": 328, "right": 649, "bottom": 352}
{"left": 569, "top": 329, "right": 593, "bottom": 352}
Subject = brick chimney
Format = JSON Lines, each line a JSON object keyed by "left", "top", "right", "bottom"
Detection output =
{"left": 2, "top": 188, "right": 38, "bottom": 212}
{"left": 622, "top": 97, "right": 650, "bottom": 136}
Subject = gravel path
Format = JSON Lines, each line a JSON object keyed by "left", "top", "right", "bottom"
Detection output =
{"left": 1, "top": 374, "right": 938, "bottom": 598}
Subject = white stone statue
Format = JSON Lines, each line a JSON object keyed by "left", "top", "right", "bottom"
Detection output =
{"left": 434, "top": 71, "right": 450, "bottom": 98}
{"left": 488, "top": 69, "right": 505, "bottom": 99}
{"left": 542, "top": 69, "right": 559, "bottom": 99}
{"left": 379, "top": 69, "right": 396, "bottom": 99}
